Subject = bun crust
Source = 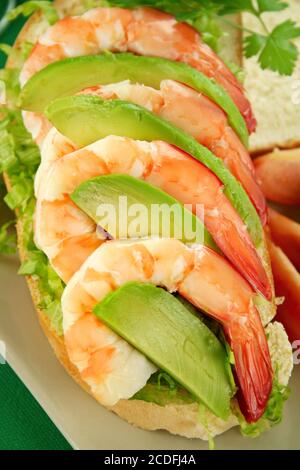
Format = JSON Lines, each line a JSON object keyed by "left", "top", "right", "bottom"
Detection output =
{"left": 4, "top": 0, "right": 292, "bottom": 442}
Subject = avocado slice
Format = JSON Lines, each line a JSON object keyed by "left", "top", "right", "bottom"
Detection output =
{"left": 20, "top": 53, "right": 248, "bottom": 146}
{"left": 93, "top": 282, "right": 234, "bottom": 419}
{"left": 46, "top": 95, "right": 262, "bottom": 246}
{"left": 133, "top": 381, "right": 196, "bottom": 407}
{"left": 71, "top": 174, "right": 217, "bottom": 249}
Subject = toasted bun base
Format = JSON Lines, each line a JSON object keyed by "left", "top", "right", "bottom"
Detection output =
{"left": 4, "top": 0, "right": 291, "bottom": 442}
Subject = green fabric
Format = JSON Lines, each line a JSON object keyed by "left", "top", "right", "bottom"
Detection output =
{"left": 0, "top": 362, "right": 72, "bottom": 450}
{"left": 0, "top": 0, "right": 71, "bottom": 451}
{"left": 0, "top": 1, "right": 27, "bottom": 68}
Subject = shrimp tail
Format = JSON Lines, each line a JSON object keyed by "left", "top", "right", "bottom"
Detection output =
{"left": 179, "top": 246, "right": 273, "bottom": 422}
{"left": 226, "top": 308, "right": 273, "bottom": 422}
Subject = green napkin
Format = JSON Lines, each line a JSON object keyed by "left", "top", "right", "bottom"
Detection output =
{"left": 0, "top": 362, "right": 72, "bottom": 450}
{"left": 0, "top": 0, "right": 72, "bottom": 451}
{"left": 0, "top": 1, "right": 26, "bottom": 68}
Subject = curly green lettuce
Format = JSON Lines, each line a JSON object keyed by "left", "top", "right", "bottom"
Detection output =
{"left": 0, "top": 219, "right": 16, "bottom": 254}
{"left": 0, "top": 105, "right": 65, "bottom": 335}
{"left": 236, "top": 374, "right": 290, "bottom": 437}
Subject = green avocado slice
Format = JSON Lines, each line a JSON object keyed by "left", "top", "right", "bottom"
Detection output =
{"left": 46, "top": 95, "right": 262, "bottom": 246}
{"left": 20, "top": 53, "right": 248, "bottom": 146}
{"left": 93, "top": 281, "right": 234, "bottom": 420}
{"left": 71, "top": 174, "right": 217, "bottom": 249}
{"left": 133, "top": 381, "right": 196, "bottom": 407}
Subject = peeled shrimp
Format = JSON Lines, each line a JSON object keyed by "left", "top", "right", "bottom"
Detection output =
{"left": 20, "top": 6, "right": 255, "bottom": 132}
{"left": 34, "top": 127, "right": 76, "bottom": 195}
{"left": 35, "top": 135, "right": 271, "bottom": 300}
{"left": 63, "top": 261, "right": 157, "bottom": 406}
{"left": 22, "top": 111, "right": 52, "bottom": 148}
{"left": 31, "top": 79, "right": 266, "bottom": 221}
{"left": 79, "top": 80, "right": 266, "bottom": 222}
{"left": 62, "top": 238, "right": 272, "bottom": 422}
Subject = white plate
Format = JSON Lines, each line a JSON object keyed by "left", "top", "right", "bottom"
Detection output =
{"left": 0, "top": 250, "right": 299, "bottom": 450}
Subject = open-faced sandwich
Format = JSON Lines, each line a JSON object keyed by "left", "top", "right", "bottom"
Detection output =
{"left": 0, "top": 0, "right": 298, "bottom": 443}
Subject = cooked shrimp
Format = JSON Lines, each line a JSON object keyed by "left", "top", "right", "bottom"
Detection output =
{"left": 80, "top": 79, "right": 266, "bottom": 222}
{"left": 63, "top": 267, "right": 157, "bottom": 406}
{"left": 22, "top": 111, "right": 52, "bottom": 147}
{"left": 34, "top": 127, "right": 76, "bottom": 195}
{"left": 35, "top": 135, "right": 271, "bottom": 300}
{"left": 31, "top": 79, "right": 265, "bottom": 220}
{"left": 254, "top": 148, "right": 300, "bottom": 206}
{"left": 62, "top": 238, "right": 273, "bottom": 422}
{"left": 20, "top": 6, "right": 256, "bottom": 132}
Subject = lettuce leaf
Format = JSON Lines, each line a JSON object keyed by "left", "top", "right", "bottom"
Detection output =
{"left": 234, "top": 374, "right": 291, "bottom": 437}
{"left": 7, "top": 1, "right": 59, "bottom": 26}
{"left": 0, "top": 220, "right": 16, "bottom": 254}
{"left": 0, "top": 68, "right": 20, "bottom": 105}
{"left": 133, "top": 371, "right": 195, "bottom": 406}
{"left": 0, "top": 100, "right": 65, "bottom": 335}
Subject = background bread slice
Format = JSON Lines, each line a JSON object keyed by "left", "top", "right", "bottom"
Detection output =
{"left": 242, "top": 1, "right": 300, "bottom": 154}
{"left": 3, "top": 0, "right": 292, "bottom": 441}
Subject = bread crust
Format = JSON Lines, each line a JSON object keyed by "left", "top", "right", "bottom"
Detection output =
{"left": 3, "top": 0, "right": 290, "bottom": 442}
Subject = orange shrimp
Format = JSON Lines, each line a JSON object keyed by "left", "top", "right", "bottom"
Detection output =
{"left": 81, "top": 79, "right": 266, "bottom": 222}
{"left": 20, "top": 6, "right": 256, "bottom": 133}
{"left": 62, "top": 278, "right": 157, "bottom": 407}
{"left": 34, "top": 127, "right": 76, "bottom": 195}
{"left": 35, "top": 135, "right": 271, "bottom": 300}
{"left": 62, "top": 238, "right": 273, "bottom": 422}
{"left": 22, "top": 111, "right": 52, "bottom": 147}
{"left": 30, "top": 79, "right": 266, "bottom": 219}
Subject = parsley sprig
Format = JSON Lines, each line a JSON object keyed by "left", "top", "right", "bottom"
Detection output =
{"left": 215, "top": 0, "right": 300, "bottom": 75}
